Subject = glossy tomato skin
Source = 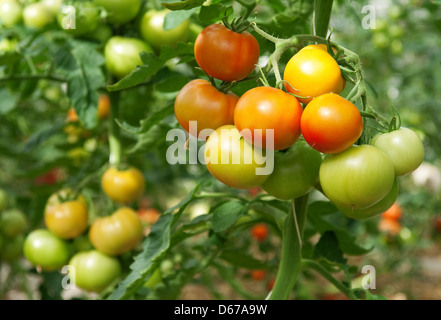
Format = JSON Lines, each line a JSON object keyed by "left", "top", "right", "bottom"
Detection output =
{"left": 94, "top": 0, "right": 141, "bottom": 24}
{"left": 371, "top": 127, "right": 425, "bottom": 176}
{"left": 23, "top": 2, "right": 54, "bottom": 29}
{"left": 69, "top": 250, "right": 122, "bottom": 292}
{"left": 320, "top": 145, "right": 395, "bottom": 210}
{"left": 261, "top": 141, "right": 322, "bottom": 200}
{"left": 194, "top": 24, "right": 260, "bottom": 82}
{"left": 101, "top": 166, "right": 145, "bottom": 204}
{"left": 44, "top": 198, "right": 89, "bottom": 240}
{"left": 284, "top": 45, "right": 344, "bottom": 104}
{"left": 140, "top": 9, "right": 190, "bottom": 50}
{"left": 89, "top": 207, "right": 143, "bottom": 256}
{"left": 0, "top": 0, "right": 22, "bottom": 27}
{"left": 104, "top": 36, "right": 152, "bottom": 79}
{"left": 301, "top": 93, "right": 363, "bottom": 154}
{"left": 0, "top": 209, "right": 27, "bottom": 238}
{"left": 234, "top": 86, "right": 303, "bottom": 150}
{"left": 338, "top": 178, "right": 399, "bottom": 220}
{"left": 23, "top": 229, "right": 71, "bottom": 271}
{"left": 204, "top": 125, "right": 270, "bottom": 189}
{"left": 174, "top": 79, "right": 238, "bottom": 138}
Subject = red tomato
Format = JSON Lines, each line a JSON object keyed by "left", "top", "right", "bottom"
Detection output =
{"left": 234, "top": 86, "right": 303, "bottom": 150}
{"left": 194, "top": 24, "right": 260, "bottom": 82}
{"left": 174, "top": 79, "right": 238, "bottom": 138}
{"left": 301, "top": 93, "right": 363, "bottom": 154}
{"left": 251, "top": 223, "right": 269, "bottom": 242}
{"left": 250, "top": 270, "right": 267, "bottom": 281}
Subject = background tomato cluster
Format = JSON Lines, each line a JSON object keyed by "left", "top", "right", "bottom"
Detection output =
{"left": 0, "top": 0, "right": 440, "bottom": 300}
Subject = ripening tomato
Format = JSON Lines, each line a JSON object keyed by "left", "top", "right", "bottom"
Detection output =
{"left": 251, "top": 223, "right": 269, "bottom": 242}
{"left": 378, "top": 217, "right": 401, "bottom": 235}
{"left": 104, "top": 36, "right": 152, "bottom": 79}
{"left": 301, "top": 93, "right": 363, "bottom": 154}
{"left": 234, "top": 86, "right": 303, "bottom": 150}
{"left": 194, "top": 23, "right": 260, "bottom": 82}
{"left": 283, "top": 44, "right": 345, "bottom": 104}
{"left": 140, "top": 9, "right": 190, "bottom": 50}
{"left": 69, "top": 250, "right": 122, "bottom": 292}
{"left": 137, "top": 208, "right": 161, "bottom": 225}
{"left": 44, "top": 190, "right": 89, "bottom": 240}
{"left": 23, "top": 229, "right": 71, "bottom": 271}
{"left": 261, "top": 140, "right": 322, "bottom": 200}
{"left": 89, "top": 207, "right": 143, "bottom": 256}
{"left": 174, "top": 79, "right": 238, "bottom": 138}
{"left": 204, "top": 125, "right": 270, "bottom": 189}
{"left": 371, "top": 127, "right": 425, "bottom": 176}
{"left": 382, "top": 201, "right": 402, "bottom": 221}
{"left": 66, "top": 94, "right": 110, "bottom": 123}
{"left": 337, "top": 179, "right": 399, "bottom": 220}
{"left": 320, "top": 145, "right": 395, "bottom": 210}
{"left": 101, "top": 166, "right": 145, "bottom": 204}
{"left": 0, "top": 209, "right": 27, "bottom": 238}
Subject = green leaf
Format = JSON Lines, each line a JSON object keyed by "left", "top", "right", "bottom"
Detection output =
{"left": 108, "top": 213, "right": 174, "bottom": 300}
{"left": 212, "top": 201, "right": 247, "bottom": 233}
{"left": 164, "top": 8, "right": 198, "bottom": 30}
{"left": 313, "top": 231, "right": 347, "bottom": 265}
{"left": 199, "top": 4, "right": 230, "bottom": 25}
{"left": 162, "top": 0, "right": 206, "bottom": 11}
{"left": 126, "top": 124, "right": 167, "bottom": 155}
{"left": 0, "top": 87, "right": 18, "bottom": 114}
{"left": 219, "top": 250, "right": 268, "bottom": 270}
{"left": 308, "top": 201, "right": 373, "bottom": 255}
{"left": 22, "top": 120, "right": 65, "bottom": 153}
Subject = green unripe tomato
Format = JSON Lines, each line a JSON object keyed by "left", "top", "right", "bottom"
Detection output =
{"left": 140, "top": 9, "right": 190, "bottom": 50}
{"left": 23, "top": 229, "right": 71, "bottom": 272}
{"left": 0, "top": 209, "right": 27, "bottom": 238}
{"left": 57, "top": 2, "right": 100, "bottom": 36}
{"left": 261, "top": 141, "right": 322, "bottom": 200}
{"left": 0, "top": 0, "right": 22, "bottom": 27}
{"left": 337, "top": 178, "right": 399, "bottom": 220}
{"left": 104, "top": 36, "right": 152, "bottom": 79}
{"left": 94, "top": 0, "right": 141, "bottom": 24}
{"left": 371, "top": 127, "right": 425, "bottom": 176}
{"left": 1, "top": 233, "right": 24, "bottom": 261}
{"left": 23, "top": 2, "right": 55, "bottom": 29}
{"left": 69, "top": 250, "right": 122, "bottom": 292}
{"left": 42, "top": 0, "right": 63, "bottom": 15}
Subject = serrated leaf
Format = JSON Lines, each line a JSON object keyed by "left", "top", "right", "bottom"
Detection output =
{"left": 212, "top": 201, "right": 247, "bottom": 233}
{"left": 198, "top": 4, "right": 229, "bottom": 25}
{"left": 162, "top": 0, "right": 205, "bottom": 11}
{"left": 127, "top": 124, "right": 167, "bottom": 154}
{"left": 108, "top": 213, "right": 174, "bottom": 300}
{"left": 220, "top": 250, "right": 268, "bottom": 270}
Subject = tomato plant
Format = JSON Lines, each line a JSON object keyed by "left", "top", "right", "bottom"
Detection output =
{"left": 104, "top": 36, "right": 152, "bottom": 79}
{"left": 0, "top": 208, "right": 27, "bottom": 238}
{"left": 251, "top": 223, "right": 269, "bottom": 242}
{"left": 204, "top": 125, "right": 269, "bottom": 189}
{"left": 23, "top": 229, "right": 71, "bottom": 272}
{"left": 57, "top": 1, "right": 100, "bottom": 37}
{"left": 22, "top": 2, "right": 54, "bottom": 29}
{"left": 0, "top": 234, "right": 24, "bottom": 261}
{"left": 194, "top": 23, "right": 260, "bottom": 82}
{"left": 140, "top": 9, "right": 190, "bottom": 50}
{"left": 0, "top": 0, "right": 21, "bottom": 27}
{"left": 300, "top": 93, "right": 363, "bottom": 154}
{"left": 0, "top": 189, "right": 8, "bottom": 212}
{"left": 382, "top": 201, "right": 402, "bottom": 221}
{"left": 234, "top": 86, "right": 303, "bottom": 150}
{"left": 371, "top": 127, "right": 425, "bottom": 176}
{"left": 89, "top": 207, "right": 143, "bottom": 256}
{"left": 69, "top": 250, "right": 122, "bottom": 292}
{"left": 174, "top": 79, "right": 238, "bottom": 137}
{"left": 101, "top": 166, "right": 145, "bottom": 204}
{"left": 261, "top": 140, "right": 322, "bottom": 200}
{"left": 283, "top": 44, "right": 345, "bottom": 104}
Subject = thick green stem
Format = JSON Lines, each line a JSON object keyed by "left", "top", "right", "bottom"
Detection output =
{"left": 268, "top": 194, "right": 310, "bottom": 300}
{"left": 313, "top": 0, "right": 334, "bottom": 38}
{"left": 108, "top": 91, "right": 122, "bottom": 166}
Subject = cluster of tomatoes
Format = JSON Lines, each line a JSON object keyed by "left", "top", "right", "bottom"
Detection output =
{"left": 174, "top": 22, "right": 425, "bottom": 221}
{"left": 0, "top": 190, "right": 28, "bottom": 263}
{"left": 22, "top": 164, "right": 148, "bottom": 293}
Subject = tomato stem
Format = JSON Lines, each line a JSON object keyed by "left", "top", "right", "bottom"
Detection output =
{"left": 268, "top": 194, "right": 310, "bottom": 300}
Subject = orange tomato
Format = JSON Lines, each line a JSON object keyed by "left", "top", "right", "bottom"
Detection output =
{"left": 250, "top": 270, "right": 267, "bottom": 281}
{"left": 381, "top": 202, "right": 402, "bottom": 221}
{"left": 251, "top": 223, "right": 269, "bottom": 242}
